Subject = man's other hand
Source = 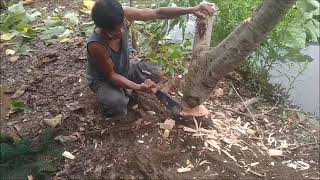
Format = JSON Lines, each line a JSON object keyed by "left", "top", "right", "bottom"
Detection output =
{"left": 192, "top": 3, "right": 215, "bottom": 18}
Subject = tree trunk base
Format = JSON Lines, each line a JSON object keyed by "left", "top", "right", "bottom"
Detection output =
{"left": 180, "top": 104, "right": 209, "bottom": 117}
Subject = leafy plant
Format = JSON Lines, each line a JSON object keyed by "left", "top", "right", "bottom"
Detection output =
{"left": 147, "top": 40, "right": 191, "bottom": 76}
{"left": 0, "top": 1, "right": 41, "bottom": 39}
{"left": 10, "top": 100, "right": 26, "bottom": 112}
{"left": 0, "top": 129, "right": 64, "bottom": 180}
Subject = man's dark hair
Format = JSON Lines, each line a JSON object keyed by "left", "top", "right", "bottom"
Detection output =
{"left": 91, "top": 0, "right": 124, "bottom": 31}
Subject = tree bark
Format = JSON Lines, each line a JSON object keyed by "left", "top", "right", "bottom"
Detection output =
{"left": 183, "top": 0, "right": 297, "bottom": 107}
{"left": 129, "top": 0, "right": 138, "bottom": 50}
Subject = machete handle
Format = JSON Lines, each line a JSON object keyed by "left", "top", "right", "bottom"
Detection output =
{"left": 150, "top": 87, "right": 158, "bottom": 94}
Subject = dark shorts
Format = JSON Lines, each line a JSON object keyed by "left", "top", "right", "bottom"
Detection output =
{"left": 88, "top": 60, "right": 162, "bottom": 118}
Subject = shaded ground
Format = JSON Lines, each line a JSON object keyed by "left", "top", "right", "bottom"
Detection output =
{"left": 1, "top": 0, "right": 319, "bottom": 179}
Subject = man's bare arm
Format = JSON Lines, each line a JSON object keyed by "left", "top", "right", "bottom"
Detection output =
{"left": 124, "top": 3, "right": 214, "bottom": 21}
{"left": 88, "top": 43, "right": 141, "bottom": 90}
{"left": 124, "top": 6, "right": 194, "bottom": 21}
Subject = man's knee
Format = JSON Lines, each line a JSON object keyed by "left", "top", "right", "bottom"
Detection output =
{"left": 100, "top": 95, "right": 128, "bottom": 117}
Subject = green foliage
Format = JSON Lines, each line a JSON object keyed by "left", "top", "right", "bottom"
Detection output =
{"left": 147, "top": 40, "right": 191, "bottom": 76}
{"left": 0, "top": 129, "right": 63, "bottom": 180}
{"left": 241, "top": 0, "right": 319, "bottom": 86}
{"left": 0, "top": 2, "right": 83, "bottom": 46}
{"left": 0, "top": 1, "right": 41, "bottom": 37}
{"left": 10, "top": 100, "right": 26, "bottom": 112}
{"left": 134, "top": 0, "right": 319, "bottom": 77}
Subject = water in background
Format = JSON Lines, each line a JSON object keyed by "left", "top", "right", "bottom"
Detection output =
{"left": 269, "top": 45, "right": 319, "bottom": 120}
{"left": 167, "top": 19, "right": 320, "bottom": 119}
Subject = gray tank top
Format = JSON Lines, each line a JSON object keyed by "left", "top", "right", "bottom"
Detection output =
{"left": 86, "top": 27, "right": 130, "bottom": 82}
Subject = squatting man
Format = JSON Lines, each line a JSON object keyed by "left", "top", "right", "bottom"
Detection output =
{"left": 86, "top": 0, "right": 214, "bottom": 119}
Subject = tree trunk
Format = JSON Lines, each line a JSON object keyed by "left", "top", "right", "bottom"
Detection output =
{"left": 183, "top": 0, "right": 297, "bottom": 107}
{"left": 129, "top": 0, "right": 138, "bottom": 50}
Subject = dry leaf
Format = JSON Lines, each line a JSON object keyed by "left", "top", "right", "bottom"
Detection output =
{"left": 5, "top": 49, "right": 16, "bottom": 55}
{"left": 59, "top": 38, "right": 71, "bottom": 43}
{"left": 1, "top": 32, "right": 17, "bottom": 41}
{"left": 54, "top": 132, "right": 80, "bottom": 143}
{"left": 43, "top": 114, "right": 62, "bottom": 128}
{"left": 82, "top": 0, "right": 94, "bottom": 14}
{"left": 66, "top": 101, "right": 83, "bottom": 111}
{"left": 23, "top": 0, "right": 34, "bottom": 5}
{"left": 9, "top": 56, "right": 19, "bottom": 62}
{"left": 11, "top": 85, "right": 28, "bottom": 99}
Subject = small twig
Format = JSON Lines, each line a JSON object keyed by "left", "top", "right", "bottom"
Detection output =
{"left": 231, "top": 83, "right": 264, "bottom": 140}
{"left": 261, "top": 97, "right": 279, "bottom": 114}
{"left": 246, "top": 168, "right": 266, "bottom": 178}
{"left": 219, "top": 106, "right": 252, "bottom": 119}
{"left": 289, "top": 142, "right": 319, "bottom": 151}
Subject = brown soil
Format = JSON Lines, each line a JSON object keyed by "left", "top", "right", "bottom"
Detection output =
{"left": 1, "top": 0, "right": 319, "bottom": 179}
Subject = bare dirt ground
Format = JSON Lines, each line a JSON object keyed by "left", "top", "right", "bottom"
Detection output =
{"left": 1, "top": 0, "right": 319, "bottom": 179}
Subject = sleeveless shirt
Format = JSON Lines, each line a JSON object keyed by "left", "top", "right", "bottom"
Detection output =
{"left": 86, "top": 27, "right": 130, "bottom": 82}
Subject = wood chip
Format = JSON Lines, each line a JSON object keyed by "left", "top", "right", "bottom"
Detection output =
{"left": 221, "top": 150, "right": 237, "bottom": 162}
{"left": 159, "top": 119, "right": 175, "bottom": 130}
{"left": 177, "top": 167, "right": 192, "bottom": 173}
{"left": 250, "top": 162, "right": 259, "bottom": 166}
{"left": 147, "top": 111, "right": 156, "bottom": 115}
{"left": 177, "top": 163, "right": 194, "bottom": 173}
{"left": 206, "top": 139, "right": 221, "bottom": 150}
{"left": 132, "top": 104, "right": 138, "bottom": 109}
{"left": 163, "top": 130, "right": 170, "bottom": 138}
{"left": 183, "top": 126, "right": 197, "bottom": 133}
{"left": 246, "top": 168, "right": 265, "bottom": 177}
{"left": 43, "top": 114, "right": 62, "bottom": 128}
{"left": 62, "top": 151, "right": 75, "bottom": 159}
{"left": 268, "top": 149, "right": 283, "bottom": 156}
{"left": 214, "top": 88, "right": 224, "bottom": 97}
{"left": 296, "top": 161, "right": 310, "bottom": 170}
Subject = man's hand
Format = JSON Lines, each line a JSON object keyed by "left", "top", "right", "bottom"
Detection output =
{"left": 192, "top": 3, "right": 215, "bottom": 18}
{"left": 138, "top": 79, "right": 156, "bottom": 93}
